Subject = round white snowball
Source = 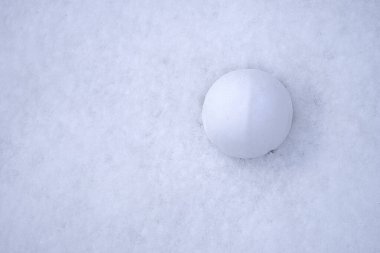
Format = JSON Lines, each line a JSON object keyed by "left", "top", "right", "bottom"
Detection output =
{"left": 202, "top": 69, "right": 293, "bottom": 158}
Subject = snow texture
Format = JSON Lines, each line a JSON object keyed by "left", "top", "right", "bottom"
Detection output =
{"left": 0, "top": 0, "right": 379, "bottom": 252}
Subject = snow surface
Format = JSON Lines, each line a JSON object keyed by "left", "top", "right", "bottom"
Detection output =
{"left": 0, "top": 0, "right": 379, "bottom": 252}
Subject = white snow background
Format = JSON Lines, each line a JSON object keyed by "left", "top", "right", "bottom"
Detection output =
{"left": 0, "top": 0, "right": 380, "bottom": 252}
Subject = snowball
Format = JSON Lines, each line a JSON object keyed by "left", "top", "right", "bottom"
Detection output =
{"left": 202, "top": 69, "right": 293, "bottom": 158}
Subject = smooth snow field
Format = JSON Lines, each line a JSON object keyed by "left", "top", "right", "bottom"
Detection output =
{"left": 0, "top": 0, "right": 379, "bottom": 252}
